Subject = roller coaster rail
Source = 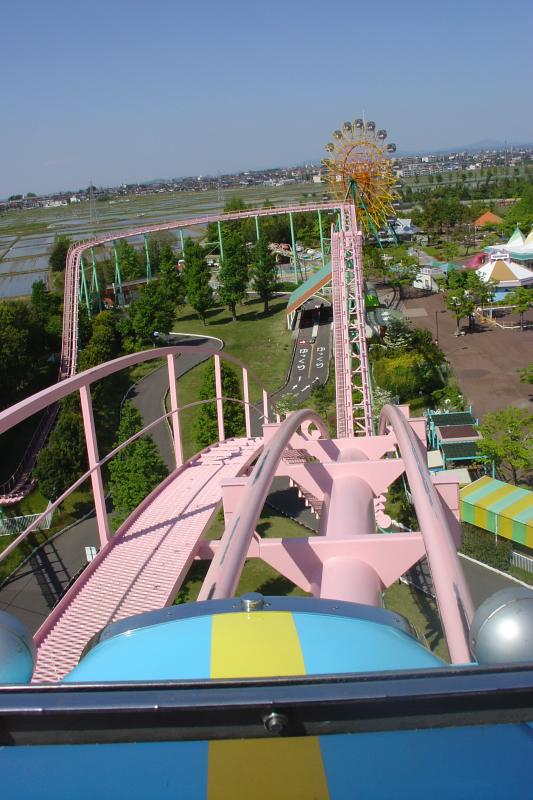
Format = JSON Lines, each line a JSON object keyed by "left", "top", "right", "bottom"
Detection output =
{"left": 0, "top": 201, "right": 368, "bottom": 504}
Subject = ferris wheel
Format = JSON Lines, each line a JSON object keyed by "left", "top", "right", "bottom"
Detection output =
{"left": 322, "top": 119, "right": 398, "bottom": 238}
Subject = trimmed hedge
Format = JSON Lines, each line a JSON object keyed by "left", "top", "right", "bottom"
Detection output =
{"left": 460, "top": 522, "right": 512, "bottom": 572}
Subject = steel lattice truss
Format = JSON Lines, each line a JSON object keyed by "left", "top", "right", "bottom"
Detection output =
{"left": 331, "top": 205, "right": 373, "bottom": 437}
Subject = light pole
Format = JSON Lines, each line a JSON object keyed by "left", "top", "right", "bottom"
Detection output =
{"left": 435, "top": 309, "right": 445, "bottom": 345}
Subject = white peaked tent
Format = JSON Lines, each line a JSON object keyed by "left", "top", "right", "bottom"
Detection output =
{"left": 476, "top": 257, "right": 533, "bottom": 291}
{"left": 485, "top": 226, "right": 533, "bottom": 262}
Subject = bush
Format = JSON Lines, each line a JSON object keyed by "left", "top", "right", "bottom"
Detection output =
{"left": 372, "top": 351, "right": 442, "bottom": 401}
{"left": 460, "top": 523, "right": 512, "bottom": 571}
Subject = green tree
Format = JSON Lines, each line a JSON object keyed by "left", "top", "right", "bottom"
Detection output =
{"left": 363, "top": 243, "right": 386, "bottom": 279}
{"left": 372, "top": 350, "right": 442, "bottom": 401}
{"left": 218, "top": 229, "right": 249, "bottom": 320}
{"left": 115, "top": 239, "right": 143, "bottom": 281}
{"left": 477, "top": 407, "right": 533, "bottom": 485}
{"left": 386, "top": 247, "right": 419, "bottom": 299}
{"left": 182, "top": 239, "right": 213, "bottom": 324}
{"left": 130, "top": 282, "right": 175, "bottom": 343}
{"left": 34, "top": 403, "right": 88, "bottom": 501}
{"left": 0, "top": 300, "right": 35, "bottom": 408}
{"left": 465, "top": 270, "right": 495, "bottom": 310}
{"left": 109, "top": 402, "right": 168, "bottom": 525}
{"left": 506, "top": 286, "right": 532, "bottom": 331}
{"left": 49, "top": 235, "right": 71, "bottom": 272}
{"left": 503, "top": 184, "right": 533, "bottom": 234}
{"left": 382, "top": 317, "right": 413, "bottom": 352}
{"left": 194, "top": 360, "right": 244, "bottom": 450}
{"left": 445, "top": 287, "right": 475, "bottom": 333}
{"left": 158, "top": 245, "right": 184, "bottom": 306}
{"left": 78, "top": 310, "right": 123, "bottom": 371}
{"left": 30, "top": 280, "right": 62, "bottom": 354}
{"left": 251, "top": 235, "right": 277, "bottom": 313}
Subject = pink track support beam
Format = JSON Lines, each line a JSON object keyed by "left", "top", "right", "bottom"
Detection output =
{"left": 79, "top": 384, "right": 110, "bottom": 548}
{"left": 321, "top": 557, "right": 382, "bottom": 606}
{"left": 379, "top": 403, "right": 474, "bottom": 663}
{"left": 166, "top": 354, "right": 183, "bottom": 468}
{"left": 214, "top": 354, "right": 225, "bottom": 442}
{"left": 0, "top": 346, "right": 273, "bottom": 564}
{"left": 263, "top": 390, "right": 269, "bottom": 424}
{"left": 242, "top": 368, "right": 251, "bottom": 438}
{"left": 198, "top": 410, "right": 329, "bottom": 601}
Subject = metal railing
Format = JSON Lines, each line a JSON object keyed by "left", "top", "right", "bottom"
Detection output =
{"left": 0, "top": 505, "right": 54, "bottom": 537}
{"left": 511, "top": 551, "right": 533, "bottom": 574}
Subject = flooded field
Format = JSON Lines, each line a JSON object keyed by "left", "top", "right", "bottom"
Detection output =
{"left": 0, "top": 183, "right": 321, "bottom": 297}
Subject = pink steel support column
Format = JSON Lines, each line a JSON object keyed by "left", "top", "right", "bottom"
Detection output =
{"left": 198, "top": 409, "right": 329, "bottom": 600}
{"left": 321, "top": 557, "right": 382, "bottom": 606}
{"left": 166, "top": 354, "right": 183, "bottom": 468}
{"left": 242, "top": 367, "right": 251, "bottom": 438}
{"left": 79, "top": 384, "right": 110, "bottom": 548}
{"left": 263, "top": 389, "right": 269, "bottom": 424}
{"left": 214, "top": 353, "right": 225, "bottom": 442}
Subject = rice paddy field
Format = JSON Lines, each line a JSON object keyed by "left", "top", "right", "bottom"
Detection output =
{"left": 0, "top": 183, "right": 323, "bottom": 298}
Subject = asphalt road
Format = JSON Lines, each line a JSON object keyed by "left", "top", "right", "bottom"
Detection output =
{"left": 273, "top": 300, "right": 332, "bottom": 405}
{"left": 130, "top": 333, "right": 223, "bottom": 470}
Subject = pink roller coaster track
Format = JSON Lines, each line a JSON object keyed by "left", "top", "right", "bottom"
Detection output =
{"left": 0, "top": 202, "right": 370, "bottom": 502}
{"left": 0, "top": 201, "right": 474, "bottom": 677}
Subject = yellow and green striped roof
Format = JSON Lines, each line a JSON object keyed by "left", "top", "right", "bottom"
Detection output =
{"left": 460, "top": 476, "right": 533, "bottom": 524}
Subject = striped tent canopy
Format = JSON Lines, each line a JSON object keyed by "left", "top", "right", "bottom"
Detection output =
{"left": 460, "top": 476, "right": 533, "bottom": 548}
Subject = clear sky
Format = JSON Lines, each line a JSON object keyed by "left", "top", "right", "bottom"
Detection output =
{"left": 2, "top": 0, "right": 532, "bottom": 196}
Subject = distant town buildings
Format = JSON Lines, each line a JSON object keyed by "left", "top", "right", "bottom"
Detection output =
{"left": 1, "top": 145, "right": 531, "bottom": 212}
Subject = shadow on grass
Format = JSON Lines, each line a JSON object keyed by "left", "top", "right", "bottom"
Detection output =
{"left": 256, "top": 574, "right": 299, "bottom": 596}
{"left": 409, "top": 585, "right": 448, "bottom": 657}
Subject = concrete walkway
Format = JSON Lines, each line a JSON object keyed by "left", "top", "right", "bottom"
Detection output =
{"left": 402, "top": 292, "right": 533, "bottom": 417}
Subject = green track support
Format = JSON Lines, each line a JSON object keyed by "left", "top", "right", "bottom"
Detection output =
{"left": 179, "top": 229, "right": 185, "bottom": 253}
{"left": 217, "top": 221, "right": 224, "bottom": 262}
{"left": 144, "top": 235, "right": 152, "bottom": 282}
{"left": 318, "top": 209, "right": 326, "bottom": 269}
{"left": 79, "top": 255, "right": 92, "bottom": 318}
{"left": 255, "top": 215, "right": 260, "bottom": 241}
{"left": 112, "top": 241, "right": 125, "bottom": 307}
{"left": 90, "top": 248, "right": 102, "bottom": 311}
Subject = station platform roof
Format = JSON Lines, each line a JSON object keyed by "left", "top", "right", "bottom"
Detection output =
{"left": 440, "top": 441, "right": 479, "bottom": 462}
{"left": 428, "top": 411, "right": 476, "bottom": 428}
{"left": 286, "top": 262, "right": 331, "bottom": 315}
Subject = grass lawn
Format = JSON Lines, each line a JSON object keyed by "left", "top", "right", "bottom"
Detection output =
{"left": 172, "top": 296, "right": 292, "bottom": 459}
{"left": 383, "top": 582, "right": 449, "bottom": 661}
{"left": 0, "top": 484, "right": 94, "bottom": 585}
{"left": 175, "top": 504, "right": 310, "bottom": 604}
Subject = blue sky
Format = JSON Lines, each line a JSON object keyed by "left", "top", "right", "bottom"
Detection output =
{"left": 2, "top": 0, "right": 532, "bottom": 195}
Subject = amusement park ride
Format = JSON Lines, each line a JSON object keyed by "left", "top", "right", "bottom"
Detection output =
{"left": 1, "top": 119, "right": 533, "bottom": 796}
